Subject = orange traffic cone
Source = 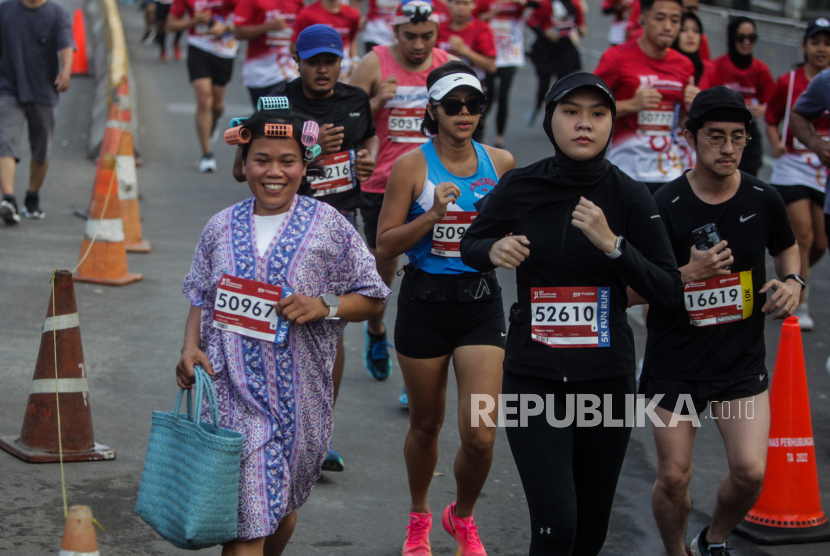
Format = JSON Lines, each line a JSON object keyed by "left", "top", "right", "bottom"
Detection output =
{"left": 61, "top": 506, "right": 100, "bottom": 555}
{"left": 71, "top": 9, "right": 89, "bottom": 75}
{"left": 735, "top": 316, "right": 830, "bottom": 544}
{"left": 0, "top": 271, "right": 114, "bottom": 463}
{"left": 115, "top": 78, "right": 150, "bottom": 253}
{"left": 74, "top": 102, "right": 143, "bottom": 286}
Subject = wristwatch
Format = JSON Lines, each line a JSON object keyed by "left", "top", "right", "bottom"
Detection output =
{"left": 783, "top": 274, "right": 806, "bottom": 290}
{"left": 606, "top": 236, "right": 626, "bottom": 260}
{"left": 321, "top": 292, "right": 340, "bottom": 319}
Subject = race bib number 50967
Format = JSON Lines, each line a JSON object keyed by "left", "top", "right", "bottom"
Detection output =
{"left": 213, "top": 274, "right": 291, "bottom": 342}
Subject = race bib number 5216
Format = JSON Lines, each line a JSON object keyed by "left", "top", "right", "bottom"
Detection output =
{"left": 684, "top": 270, "right": 753, "bottom": 327}
{"left": 530, "top": 287, "right": 611, "bottom": 348}
{"left": 213, "top": 274, "right": 291, "bottom": 342}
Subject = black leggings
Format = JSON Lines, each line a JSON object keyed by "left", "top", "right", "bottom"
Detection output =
{"left": 503, "top": 372, "right": 635, "bottom": 556}
{"left": 484, "top": 66, "right": 518, "bottom": 136}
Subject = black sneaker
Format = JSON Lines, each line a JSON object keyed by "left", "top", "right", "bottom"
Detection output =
{"left": 21, "top": 191, "right": 45, "bottom": 219}
{"left": 0, "top": 195, "right": 20, "bottom": 225}
{"left": 691, "top": 527, "right": 731, "bottom": 556}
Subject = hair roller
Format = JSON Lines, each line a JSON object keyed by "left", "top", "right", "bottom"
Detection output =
{"left": 229, "top": 117, "right": 247, "bottom": 128}
{"left": 257, "top": 96, "right": 290, "bottom": 111}
{"left": 301, "top": 121, "right": 320, "bottom": 147}
{"left": 224, "top": 126, "right": 252, "bottom": 145}
{"left": 305, "top": 144, "right": 322, "bottom": 161}
{"left": 264, "top": 123, "right": 293, "bottom": 137}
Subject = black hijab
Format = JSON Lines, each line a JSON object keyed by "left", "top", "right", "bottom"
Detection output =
{"left": 475, "top": 73, "right": 616, "bottom": 220}
{"left": 727, "top": 16, "right": 755, "bottom": 70}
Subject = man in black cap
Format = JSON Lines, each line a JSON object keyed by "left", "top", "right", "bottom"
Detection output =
{"left": 637, "top": 86, "right": 802, "bottom": 556}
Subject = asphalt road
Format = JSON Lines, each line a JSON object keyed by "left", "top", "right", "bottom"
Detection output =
{"left": 2, "top": 4, "right": 830, "bottom": 555}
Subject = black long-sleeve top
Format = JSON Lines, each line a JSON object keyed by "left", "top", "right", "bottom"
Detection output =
{"left": 460, "top": 168, "right": 682, "bottom": 382}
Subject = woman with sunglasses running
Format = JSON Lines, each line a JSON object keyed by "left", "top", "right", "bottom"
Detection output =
{"left": 711, "top": 16, "right": 775, "bottom": 177}
{"left": 376, "top": 61, "right": 515, "bottom": 556}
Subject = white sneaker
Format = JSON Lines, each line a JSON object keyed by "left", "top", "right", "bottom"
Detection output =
{"left": 794, "top": 303, "right": 814, "bottom": 331}
{"left": 198, "top": 153, "right": 217, "bottom": 173}
{"left": 0, "top": 198, "right": 21, "bottom": 225}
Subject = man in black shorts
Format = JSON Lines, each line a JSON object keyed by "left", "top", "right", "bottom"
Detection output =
{"left": 639, "top": 87, "right": 802, "bottom": 556}
{"left": 233, "top": 24, "right": 378, "bottom": 473}
{"left": 168, "top": 0, "right": 237, "bottom": 172}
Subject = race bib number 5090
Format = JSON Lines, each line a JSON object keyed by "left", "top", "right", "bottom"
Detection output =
{"left": 213, "top": 274, "right": 291, "bottom": 342}
{"left": 530, "top": 287, "right": 611, "bottom": 348}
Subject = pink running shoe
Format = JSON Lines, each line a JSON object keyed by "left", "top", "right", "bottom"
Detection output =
{"left": 442, "top": 502, "right": 487, "bottom": 555}
{"left": 403, "top": 512, "right": 433, "bottom": 556}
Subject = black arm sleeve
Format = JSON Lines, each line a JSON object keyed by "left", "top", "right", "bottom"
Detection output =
{"left": 610, "top": 184, "right": 682, "bottom": 310}
{"left": 460, "top": 214, "right": 509, "bottom": 271}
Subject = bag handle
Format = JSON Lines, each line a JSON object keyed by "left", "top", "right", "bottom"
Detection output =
{"left": 172, "top": 365, "right": 221, "bottom": 427}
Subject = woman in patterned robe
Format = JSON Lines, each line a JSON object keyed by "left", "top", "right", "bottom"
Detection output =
{"left": 176, "top": 109, "right": 390, "bottom": 555}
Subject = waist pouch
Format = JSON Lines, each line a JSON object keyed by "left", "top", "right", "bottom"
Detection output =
{"left": 403, "top": 264, "right": 501, "bottom": 303}
{"left": 508, "top": 303, "right": 630, "bottom": 325}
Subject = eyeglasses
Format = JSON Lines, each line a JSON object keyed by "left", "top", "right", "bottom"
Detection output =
{"left": 736, "top": 34, "right": 758, "bottom": 44}
{"left": 699, "top": 133, "right": 751, "bottom": 149}
{"left": 433, "top": 97, "right": 487, "bottom": 116}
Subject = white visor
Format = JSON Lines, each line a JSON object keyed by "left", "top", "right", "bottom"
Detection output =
{"left": 428, "top": 73, "right": 484, "bottom": 101}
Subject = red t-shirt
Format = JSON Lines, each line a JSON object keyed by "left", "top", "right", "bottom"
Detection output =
{"left": 766, "top": 66, "right": 830, "bottom": 153}
{"left": 437, "top": 18, "right": 496, "bottom": 64}
{"left": 527, "top": 0, "right": 584, "bottom": 34}
{"left": 711, "top": 54, "right": 775, "bottom": 106}
{"left": 291, "top": 2, "right": 361, "bottom": 54}
{"left": 235, "top": 0, "right": 303, "bottom": 86}
{"left": 698, "top": 58, "right": 716, "bottom": 89}
{"left": 170, "top": 0, "right": 237, "bottom": 57}
{"left": 594, "top": 39, "right": 695, "bottom": 182}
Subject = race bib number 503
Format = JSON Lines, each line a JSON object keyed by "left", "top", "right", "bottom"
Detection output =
{"left": 213, "top": 274, "right": 291, "bottom": 342}
{"left": 530, "top": 287, "right": 611, "bottom": 348}
{"left": 684, "top": 270, "right": 753, "bottom": 327}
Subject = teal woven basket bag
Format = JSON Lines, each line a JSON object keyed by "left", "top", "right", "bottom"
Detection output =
{"left": 135, "top": 366, "right": 244, "bottom": 549}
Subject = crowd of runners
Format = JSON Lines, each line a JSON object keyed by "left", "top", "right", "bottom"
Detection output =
{"left": 3, "top": 0, "right": 830, "bottom": 554}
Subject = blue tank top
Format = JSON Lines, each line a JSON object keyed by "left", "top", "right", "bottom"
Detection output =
{"left": 406, "top": 138, "right": 499, "bottom": 275}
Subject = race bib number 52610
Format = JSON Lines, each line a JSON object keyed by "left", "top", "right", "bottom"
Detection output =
{"left": 530, "top": 287, "right": 611, "bottom": 348}
{"left": 213, "top": 274, "right": 291, "bottom": 342}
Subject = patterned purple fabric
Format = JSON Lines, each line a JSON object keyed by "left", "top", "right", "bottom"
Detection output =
{"left": 183, "top": 194, "right": 390, "bottom": 540}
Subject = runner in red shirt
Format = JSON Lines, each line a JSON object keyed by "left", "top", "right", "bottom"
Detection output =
{"left": 234, "top": 0, "right": 304, "bottom": 107}
{"left": 601, "top": 0, "right": 631, "bottom": 45}
{"left": 711, "top": 16, "right": 775, "bottom": 177}
{"left": 765, "top": 18, "right": 830, "bottom": 330}
{"left": 437, "top": 0, "right": 497, "bottom": 79}
{"left": 595, "top": 0, "right": 697, "bottom": 193}
{"left": 475, "top": 0, "right": 530, "bottom": 147}
{"left": 525, "top": 0, "right": 586, "bottom": 125}
{"left": 291, "top": 0, "right": 361, "bottom": 80}
{"left": 350, "top": 0, "right": 451, "bottom": 397}
{"left": 627, "top": 0, "right": 709, "bottom": 59}
{"left": 168, "top": 0, "right": 238, "bottom": 173}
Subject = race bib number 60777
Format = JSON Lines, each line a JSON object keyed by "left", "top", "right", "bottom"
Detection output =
{"left": 213, "top": 274, "right": 291, "bottom": 342}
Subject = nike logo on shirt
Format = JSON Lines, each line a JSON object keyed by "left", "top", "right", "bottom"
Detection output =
{"left": 740, "top": 214, "right": 756, "bottom": 222}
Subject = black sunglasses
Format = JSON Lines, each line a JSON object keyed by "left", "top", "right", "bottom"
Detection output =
{"left": 433, "top": 97, "right": 487, "bottom": 116}
{"left": 736, "top": 33, "right": 758, "bottom": 44}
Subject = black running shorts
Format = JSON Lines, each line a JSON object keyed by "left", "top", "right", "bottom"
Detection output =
{"left": 187, "top": 45, "right": 234, "bottom": 86}
{"left": 394, "top": 271, "right": 506, "bottom": 359}
{"left": 773, "top": 184, "right": 825, "bottom": 207}
{"left": 638, "top": 372, "right": 770, "bottom": 415}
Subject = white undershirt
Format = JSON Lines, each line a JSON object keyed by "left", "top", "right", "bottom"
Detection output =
{"left": 253, "top": 213, "right": 288, "bottom": 257}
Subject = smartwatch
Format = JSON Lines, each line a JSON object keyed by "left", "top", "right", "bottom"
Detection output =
{"left": 783, "top": 274, "right": 806, "bottom": 290}
{"left": 606, "top": 236, "right": 626, "bottom": 260}
{"left": 321, "top": 292, "right": 340, "bottom": 319}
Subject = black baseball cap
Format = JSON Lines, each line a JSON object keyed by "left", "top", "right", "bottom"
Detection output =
{"left": 805, "top": 17, "right": 830, "bottom": 40}
{"left": 687, "top": 86, "right": 752, "bottom": 124}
